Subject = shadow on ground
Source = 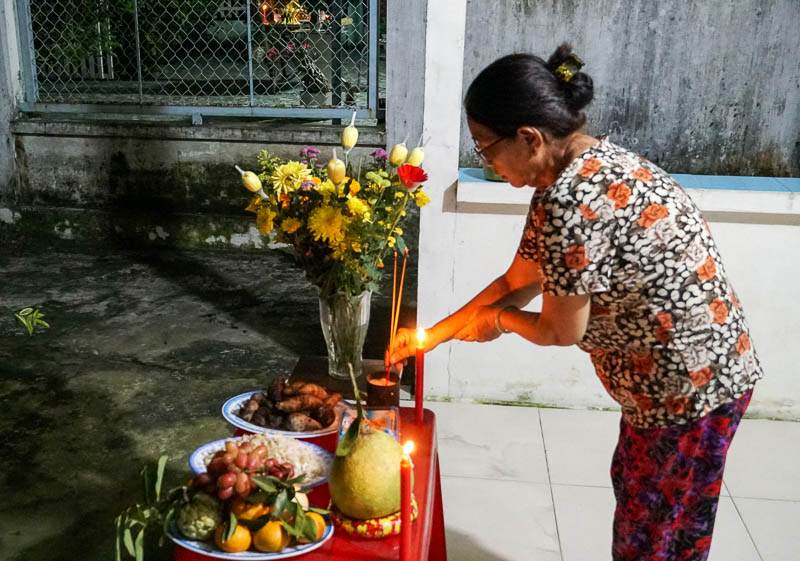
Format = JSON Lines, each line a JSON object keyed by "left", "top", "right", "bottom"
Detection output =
{"left": 0, "top": 246, "right": 415, "bottom": 561}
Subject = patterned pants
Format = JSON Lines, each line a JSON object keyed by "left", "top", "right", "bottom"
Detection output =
{"left": 611, "top": 390, "right": 752, "bottom": 561}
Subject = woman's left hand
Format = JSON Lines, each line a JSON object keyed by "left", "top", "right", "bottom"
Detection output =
{"left": 454, "top": 305, "right": 502, "bottom": 343}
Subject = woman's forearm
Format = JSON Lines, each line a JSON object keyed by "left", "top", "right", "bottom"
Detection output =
{"left": 428, "top": 277, "right": 541, "bottom": 348}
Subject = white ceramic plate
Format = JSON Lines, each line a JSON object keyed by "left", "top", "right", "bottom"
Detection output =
{"left": 188, "top": 436, "right": 333, "bottom": 490}
{"left": 167, "top": 520, "right": 333, "bottom": 560}
{"left": 221, "top": 391, "right": 349, "bottom": 438}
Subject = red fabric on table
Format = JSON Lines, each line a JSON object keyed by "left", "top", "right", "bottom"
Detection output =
{"left": 174, "top": 407, "right": 445, "bottom": 561}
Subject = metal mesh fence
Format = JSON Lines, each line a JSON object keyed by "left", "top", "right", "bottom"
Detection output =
{"left": 19, "top": 0, "right": 381, "bottom": 117}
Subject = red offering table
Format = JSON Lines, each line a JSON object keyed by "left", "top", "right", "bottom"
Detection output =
{"left": 174, "top": 407, "right": 446, "bottom": 561}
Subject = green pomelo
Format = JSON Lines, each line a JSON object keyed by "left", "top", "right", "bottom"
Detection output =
{"left": 329, "top": 429, "right": 403, "bottom": 519}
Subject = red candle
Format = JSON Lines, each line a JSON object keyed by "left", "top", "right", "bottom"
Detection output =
{"left": 400, "top": 441, "right": 414, "bottom": 561}
{"left": 415, "top": 328, "right": 426, "bottom": 424}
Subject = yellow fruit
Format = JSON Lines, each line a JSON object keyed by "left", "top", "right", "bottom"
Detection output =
{"left": 329, "top": 429, "right": 403, "bottom": 519}
{"left": 253, "top": 520, "right": 290, "bottom": 553}
{"left": 327, "top": 149, "right": 346, "bottom": 185}
{"left": 231, "top": 498, "right": 269, "bottom": 521}
{"left": 388, "top": 143, "right": 408, "bottom": 167}
{"left": 298, "top": 512, "right": 326, "bottom": 544}
{"left": 235, "top": 165, "right": 263, "bottom": 193}
{"left": 214, "top": 523, "right": 252, "bottom": 553}
{"left": 406, "top": 147, "right": 425, "bottom": 166}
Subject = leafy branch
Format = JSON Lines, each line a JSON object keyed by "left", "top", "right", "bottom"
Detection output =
{"left": 15, "top": 307, "right": 50, "bottom": 336}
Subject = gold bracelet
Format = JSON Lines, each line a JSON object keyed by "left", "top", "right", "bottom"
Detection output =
{"left": 495, "top": 306, "right": 516, "bottom": 334}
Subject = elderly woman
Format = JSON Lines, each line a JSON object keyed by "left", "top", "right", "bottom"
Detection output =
{"left": 390, "top": 44, "right": 763, "bottom": 561}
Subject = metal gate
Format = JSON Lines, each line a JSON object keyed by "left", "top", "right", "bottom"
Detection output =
{"left": 15, "top": 0, "right": 380, "bottom": 120}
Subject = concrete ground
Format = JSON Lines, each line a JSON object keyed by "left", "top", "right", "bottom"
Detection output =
{"left": 0, "top": 246, "right": 405, "bottom": 561}
{"left": 2, "top": 247, "right": 797, "bottom": 561}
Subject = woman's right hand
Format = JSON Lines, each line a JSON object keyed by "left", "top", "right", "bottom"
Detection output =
{"left": 387, "top": 327, "right": 422, "bottom": 369}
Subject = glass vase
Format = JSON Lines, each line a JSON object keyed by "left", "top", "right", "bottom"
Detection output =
{"left": 318, "top": 291, "right": 372, "bottom": 380}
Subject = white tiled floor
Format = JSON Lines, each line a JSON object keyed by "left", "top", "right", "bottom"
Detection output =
{"left": 428, "top": 401, "right": 800, "bottom": 561}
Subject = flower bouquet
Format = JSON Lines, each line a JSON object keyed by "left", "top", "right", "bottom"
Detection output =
{"left": 236, "top": 117, "right": 429, "bottom": 379}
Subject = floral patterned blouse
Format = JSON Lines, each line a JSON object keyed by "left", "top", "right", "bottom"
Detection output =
{"left": 518, "top": 137, "right": 763, "bottom": 428}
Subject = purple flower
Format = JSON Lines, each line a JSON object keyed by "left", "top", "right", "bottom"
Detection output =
{"left": 371, "top": 148, "right": 387, "bottom": 162}
{"left": 300, "top": 146, "right": 321, "bottom": 159}
{"left": 300, "top": 180, "right": 316, "bottom": 190}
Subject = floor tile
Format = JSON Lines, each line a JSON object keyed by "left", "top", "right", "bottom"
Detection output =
{"left": 427, "top": 401, "right": 548, "bottom": 483}
{"left": 552, "top": 485, "right": 759, "bottom": 561}
{"left": 735, "top": 497, "right": 800, "bottom": 561}
{"left": 540, "top": 408, "right": 620, "bottom": 487}
{"left": 724, "top": 417, "right": 800, "bottom": 500}
{"left": 442, "top": 476, "right": 560, "bottom": 561}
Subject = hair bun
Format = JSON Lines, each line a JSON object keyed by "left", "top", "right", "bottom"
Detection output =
{"left": 546, "top": 43, "right": 594, "bottom": 112}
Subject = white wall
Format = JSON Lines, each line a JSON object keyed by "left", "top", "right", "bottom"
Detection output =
{"left": 419, "top": 175, "right": 800, "bottom": 420}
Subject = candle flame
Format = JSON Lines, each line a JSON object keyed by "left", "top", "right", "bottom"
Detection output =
{"left": 403, "top": 440, "right": 415, "bottom": 456}
{"left": 416, "top": 327, "right": 427, "bottom": 346}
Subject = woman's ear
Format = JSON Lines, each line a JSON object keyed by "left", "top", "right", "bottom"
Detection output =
{"left": 518, "top": 126, "right": 545, "bottom": 150}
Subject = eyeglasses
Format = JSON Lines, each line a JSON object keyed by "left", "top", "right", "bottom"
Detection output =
{"left": 472, "top": 136, "right": 510, "bottom": 162}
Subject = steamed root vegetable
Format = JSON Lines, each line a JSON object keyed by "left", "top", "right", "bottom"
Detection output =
{"left": 312, "top": 406, "right": 336, "bottom": 428}
{"left": 323, "top": 392, "right": 342, "bottom": 407}
{"left": 285, "top": 412, "right": 323, "bottom": 432}
{"left": 283, "top": 382, "right": 328, "bottom": 399}
{"left": 275, "top": 395, "right": 324, "bottom": 413}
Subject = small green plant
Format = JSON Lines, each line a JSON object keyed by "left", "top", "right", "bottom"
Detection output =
{"left": 115, "top": 455, "right": 183, "bottom": 561}
{"left": 15, "top": 307, "right": 50, "bottom": 336}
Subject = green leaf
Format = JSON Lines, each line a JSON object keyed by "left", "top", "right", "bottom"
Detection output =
{"left": 141, "top": 465, "right": 151, "bottom": 505}
{"left": 154, "top": 455, "right": 168, "bottom": 502}
{"left": 123, "top": 528, "right": 135, "bottom": 557}
{"left": 162, "top": 507, "right": 175, "bottom": 543}
{"left": 223, "top": 512, "right": 238, "bottom": 543}
{"left": 134, "top": 529, "right": 144, "bottom": 561}
{"left": 251, "top": 476, "right": 278, "bottom": 495}
{"left": 279, "top": 520, "right": 304, "bottom": 539}
{"left": 294, "top": 508, "right": 318, "bottom": 542}
{"left": 308, "top": 506, "right": 331, "bottom": 516}
{"left": 271, "top": 489, "right": 288, "bottom": 518}
{"left": 336, "top": 415, "right": 360, "bottom": 457}
{"left": 115, "top": 516, "right": 122, "bottom": 561}
{"left": 395, "top": 236, "right": 407, "bottom": 253}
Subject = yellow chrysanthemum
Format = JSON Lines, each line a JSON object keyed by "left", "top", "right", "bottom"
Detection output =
{"left": 346, "top": 197, "right": 370, "bottom": 221}
{"left": 414, "top": 189, "right": 430, "bottom": 207}
{"left": 331, "top": 242, "right": 348, "bottom": 260}
{"left": 256, "top": 207, "right": 277, "bottom": 234}
{"left": 348, "top": 179, "right": 361, "bottom": 196}
{"left": 308, "top": 206, "right": 346, "bottom": 245}
{"left": 351, "top": 241, "right": 362, "bottom": 253}
{"left": 281, "top": 217, "right": 302, "bottom": 234}
{"left": 394, "top": 227, "right": 403, "bottom": 235}
{"left": 394, "top": 191, "right": 405, "bottom": 199}
{"left": 270, "top": 161, "right": 312, "bottom": 195}
{"left": 316, "top": 179, "right": 337, "bottom": 198}
{"left": 387, "top": 236, "right": 396, "bottom": 248}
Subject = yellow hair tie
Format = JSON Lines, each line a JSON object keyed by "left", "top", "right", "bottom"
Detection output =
{"left": 554, "top": 53, "right": 585, "bottom": 83}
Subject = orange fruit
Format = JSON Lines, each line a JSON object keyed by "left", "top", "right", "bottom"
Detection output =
{"left": 214, "top": 523, "right": 252, "bottom": 553}
{"left": 253, "top": 520, "right": 290, "bottom": 553}
{"left": 298, "top": 512, "right": 326, "bottom": 543}
{"left": 231, "top": 498, "right": 270, "bottom": 520}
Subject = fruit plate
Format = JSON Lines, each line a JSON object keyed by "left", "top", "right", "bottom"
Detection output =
{"left": 166, "top": 520, "right": 334, "bottom": 560}
{"left": 221, "top": 391, "right": 350, "bottom": 438}
{"left": 188, "top": 436, "right": 333, "bottom": 490}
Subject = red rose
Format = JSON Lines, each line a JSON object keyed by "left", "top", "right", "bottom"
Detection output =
{"left": 689, "top": 367, "right": 714, "bottom": 388}
{"left": 631, "top": 167, "right": 653, "bottom": 183}
{"left": 564, "top": 244, "right": 589, "bottom": 270}
{"left": 579, "top": 204, "right": 598, "bottom": 220}
{"left": 656, "top": 311, "right": 673, "bottom": 330}
{"left": 396, "top": 164, "right": 428, "bottom": 190}
{"left": 578, "top": 158, "right": 602, "bottom": 178}
{"left": 696, "top": 255, "right": 717, "bottom": 282}
{"left": 632, "top": 353, "right": 656, "bottom": 375}
{"left": 607, "top": 182, "right": 632, "bottom": 209}
{"left": 709, "top": 298, "right": 728, "bottom": 324}
{"left": 736, "top": 333, "right": 751, "bottom": 355}
{"left": 637, "top": 204, "right": 669, "bottom": 228}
